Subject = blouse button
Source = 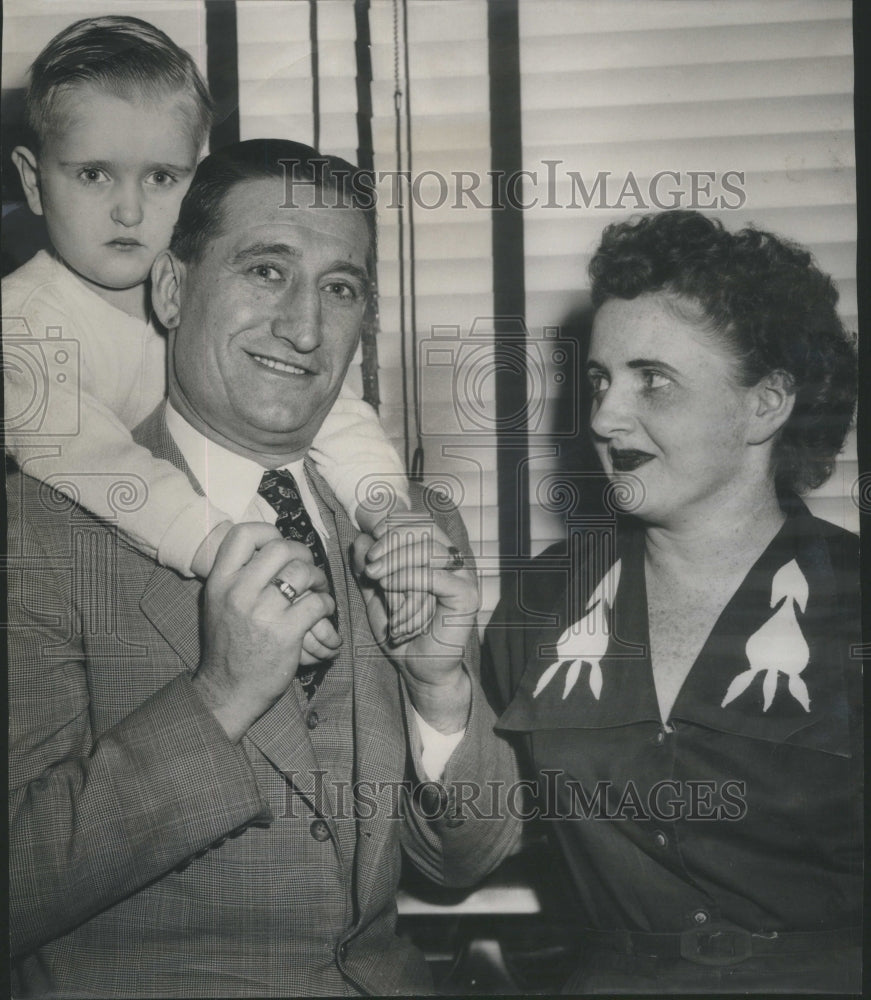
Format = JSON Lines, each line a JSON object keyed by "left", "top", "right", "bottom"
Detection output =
{"left": 306, "top": 710, "right": 319, "bottom": 730}
{"left": 654, "top": 831, "right": 668, "bottom": 849}
{"left": 654, "top": 729, "right": 666, "bottom": 746}
{"left": 692, "top": 909, "right": 710, "bottom": 925}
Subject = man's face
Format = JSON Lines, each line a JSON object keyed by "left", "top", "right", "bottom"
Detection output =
{"left": 168, "top": 176, "right": 371, "bottom": 460}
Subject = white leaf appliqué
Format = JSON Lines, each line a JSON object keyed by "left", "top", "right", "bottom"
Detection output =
{"left": 532, "top": 559, "right": 622, "bottom": 701}
{"left": 721, "top": 559, "right": 811, "bottom": 713}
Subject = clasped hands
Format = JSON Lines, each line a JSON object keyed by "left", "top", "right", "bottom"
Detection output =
{"left": 194, "top": 518, "right": 478, "bottom": 741}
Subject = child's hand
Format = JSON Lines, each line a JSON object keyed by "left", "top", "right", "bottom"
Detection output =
{"left": 363, "top": 512, "right": 450, "bottom": 643}
{"left": 356, "top": 495, "right": 430, "bottom": 638}
{"left": 299, "top": 615, "right": 343, "bottom": 665}
{"left": 191, "top": 520, "right": 234, "bottom": 578}
{"left": 354, "top": 486, "right": 411, "bottom": 537}
{"left": 355, "top": 501, "right": 385, "bottom": 537}
{"left": 382, "top": 590, "right": 438, "bottom": 643}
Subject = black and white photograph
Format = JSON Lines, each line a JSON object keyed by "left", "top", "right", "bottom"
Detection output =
{"left": 3, "top": 0, "right": 865, "bottom": 995}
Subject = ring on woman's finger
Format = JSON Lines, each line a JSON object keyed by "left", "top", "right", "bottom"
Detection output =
{"left": 271, "top": 577, "right": 298, "bottom": 604}
{"left": 445, "top": 546, "right": 465, "bottom": 571}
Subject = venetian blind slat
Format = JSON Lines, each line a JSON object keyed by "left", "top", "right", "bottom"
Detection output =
{"left": 519, "top": 0, "right": 857, "bottom": 549}
{"left": 369, "top": 0, "right": 498, "bottom": 617}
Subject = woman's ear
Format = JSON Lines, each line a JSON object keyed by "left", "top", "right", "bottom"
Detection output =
{"left": 12, "top": 147, "right": 44, "bottom": 216}
{"left": 747, "top": 370, "right": 796, "bottom": 444}
{"left": 150, "top": 251, "right": 184, "bottom": 330}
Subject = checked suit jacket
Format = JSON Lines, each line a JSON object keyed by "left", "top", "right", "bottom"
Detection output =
{"left": 8, "top": 404, "right": 520, "bottom": 998}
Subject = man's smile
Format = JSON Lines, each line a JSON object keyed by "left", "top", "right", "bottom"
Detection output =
{"left": 249, "top": 352, "right": 313, "bottom": 376}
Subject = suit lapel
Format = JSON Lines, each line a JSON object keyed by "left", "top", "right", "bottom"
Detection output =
{"left": 247, "top": 459, "right": 354, "bottom": 816}
{"left": 134, "top": 406, "right": 325, "bottom": 793}
{"left": 135, "top": 404, "right": 207, "bottom": 669}
{"left": 245, "top": 691, "right": 326, "bottom": 803}
{"left": 307, "top": 466, "right": 411, "bottom": 916}
{"left": 139, "top": 567, "right": 203, "bottom": 669}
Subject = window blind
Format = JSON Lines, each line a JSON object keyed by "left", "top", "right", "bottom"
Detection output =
{"left": 518, "top": 0, "right": 858, "bottom": 548}
{"left": 3, "top": 0, "right": 856, "bottom": 619}
{"left": 236, "top": 0, "right": 359, "bottom": 163}
{"left": 234, "top": 0, "right": 501, "bottom": 617}
{"left": 231, "top": 0, "right": 859, "bottom": 616}
{"left": 369, "top": 0, "right": 501, "bottom": 617}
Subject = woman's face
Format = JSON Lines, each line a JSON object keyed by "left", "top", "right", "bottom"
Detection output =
{"left": 587, "top": 292, "right": 759, "bottom": 527}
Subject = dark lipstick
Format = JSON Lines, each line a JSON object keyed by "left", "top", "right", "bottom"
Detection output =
{"left": 609, "top": 448, "right": 654, "bottom": 472}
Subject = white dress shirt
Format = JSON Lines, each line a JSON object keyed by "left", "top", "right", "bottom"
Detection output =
{"left": 166, "top": 402, "right": 329, "bottom": 539}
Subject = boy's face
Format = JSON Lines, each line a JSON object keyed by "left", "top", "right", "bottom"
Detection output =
{"left": 27, "top": 83, "right": 200, "bottom": 301}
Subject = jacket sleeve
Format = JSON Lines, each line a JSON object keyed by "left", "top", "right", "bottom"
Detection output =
{"left": 7, "top": 484, "right": 270, "bottom": 956}
{"left": 397, "top": 494, "right": 522, "bottom": 886}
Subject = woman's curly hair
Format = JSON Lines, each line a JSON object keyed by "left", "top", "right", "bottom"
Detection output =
{"left": 588, "top": 210, "right": 857, "bottom": 495}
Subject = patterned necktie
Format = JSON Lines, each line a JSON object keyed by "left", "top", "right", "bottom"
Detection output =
{"left": 258, "top": 468, "right": 337, "bottom": 699}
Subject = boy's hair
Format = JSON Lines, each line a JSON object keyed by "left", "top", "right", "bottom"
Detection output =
{"left": 25, "top": 16, "right": 213, "bottom": 151}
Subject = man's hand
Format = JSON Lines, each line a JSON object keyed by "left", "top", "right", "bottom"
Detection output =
{"left": 352, "top": 519, "right": 478, "bottom": 734}
{"left": 193, "top": 523, "right": 339, "bottom": 742}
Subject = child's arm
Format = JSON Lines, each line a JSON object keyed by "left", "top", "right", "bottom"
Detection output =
{"left": 4, "top": 303, "right": 338, "bottom": 664}
{"left": 308, "top": 384, "right": 435, "bottom": 638}
{"left": 5, "top": 361, "right": 230, "bottom": 577}
{"left": 308, "top": 384, "right": 411, "bottom": 533}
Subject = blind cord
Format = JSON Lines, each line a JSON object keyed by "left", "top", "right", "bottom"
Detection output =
{"left": 392, "top": 0, "right": 410, "bottom": 473}
{"left": 402, "top": 0, "right": 424, "bottom": 482}
{"left": 393, "top": 0, "right": 424, "bottom": 480}
{"left": 308, "top": 0, "right": 320, "bottom": 149}
{"left": 353, "top": 0, "right": 382, "bottom": 413}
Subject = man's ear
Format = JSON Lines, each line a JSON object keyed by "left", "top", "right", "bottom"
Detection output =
{"left": 150, "top": 251, "right": 184, "bottom": 330}
{"left": 747, "top": 370, "right": 796, "bottom": 445}
{"left": 12, "top": 147, "right": 44, "bottom": 216}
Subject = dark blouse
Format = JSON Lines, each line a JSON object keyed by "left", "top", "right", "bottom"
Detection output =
{"left": 483, "top": 498, "right": 862, "bottom": 940}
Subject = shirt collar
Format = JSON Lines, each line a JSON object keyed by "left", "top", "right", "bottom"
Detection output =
{"left": 165, "top": 401, "right": 312, "bottom": 525}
